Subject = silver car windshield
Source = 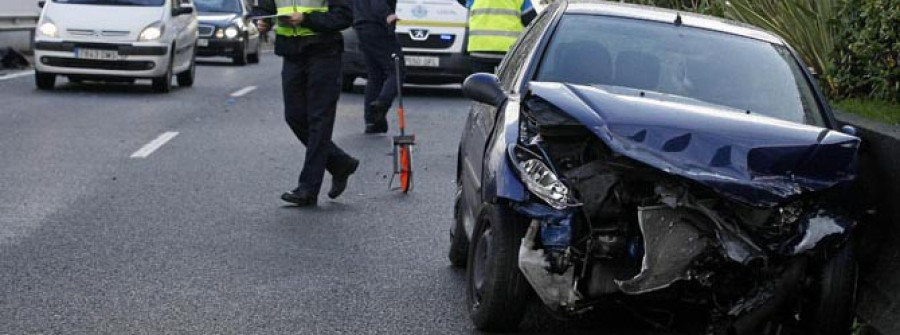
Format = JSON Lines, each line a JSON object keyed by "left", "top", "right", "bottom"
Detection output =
{"left": 51, "top": 0, "right": 165, "bottom": 5}
{"left": 536, "top": 15, "right": 825, "bottom": 126}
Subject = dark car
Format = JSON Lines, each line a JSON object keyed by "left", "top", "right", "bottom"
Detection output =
{"left": 195, "top": 0, "right": 261, "bottom": 65}
{"left": 450, "top": 1, "right": 862, "bottom": 334}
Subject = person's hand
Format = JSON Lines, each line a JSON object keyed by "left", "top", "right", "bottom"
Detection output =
{"left": 289, "top": 12, "right": 304, "bottom": 26}
{"left": 386, "top": 14, "right": 399, "bottom": 24}
{"left": 256, "top": 20, "right": 270, "bottom": 33}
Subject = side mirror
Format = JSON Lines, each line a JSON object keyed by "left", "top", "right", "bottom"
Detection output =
{"left": 463, "top": 73, "right": 506, "bottom": 107}
{"left": 841, "top": 125, "right": 858, "bottom": 136}
{"left": 38, "top": 0, "right": 46, "bottom": 8}
{"left": 172, "top": 6, "right": 194, "bottom": 16}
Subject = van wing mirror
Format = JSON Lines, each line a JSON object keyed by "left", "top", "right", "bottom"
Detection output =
{"left": 172, "top": 5, "right": 194, "bottom": 16}
{"left": 38, "top": 0, "right": 46, "bottom": 8}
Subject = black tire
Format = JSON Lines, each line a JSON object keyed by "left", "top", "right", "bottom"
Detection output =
{"left": 466, "top": 204, "right": 530, "bottom": 332}
{"left": 804, "top": 244, "right": 858, "bottom": 335}
{"left": 35, "top": 71, "right": 56, "bottom": 90}
{"left": 247, "top": 39, "right": 260, "bottom": 64}
{"left": 233, "top": 41, "right": 248, "bottom": 65}
{"left": 341, "top": 75, "right": 356, "bottom": 92}
{"left": 177, "top": 53, "right": 196, "bottom": 87}
{"left": 448, "top": 185, "right": 469, "bottom": 268}
{"left": 152, "top": 53, "right": 174, "bottom": 93}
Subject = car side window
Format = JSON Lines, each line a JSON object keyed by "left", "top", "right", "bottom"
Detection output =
{"left": 497, "top": 7, "right": 554, "bottom": 92}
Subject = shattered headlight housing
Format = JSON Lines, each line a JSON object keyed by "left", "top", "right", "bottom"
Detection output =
{"left": 509, "top": 144, "right": 581, "bottom": 210}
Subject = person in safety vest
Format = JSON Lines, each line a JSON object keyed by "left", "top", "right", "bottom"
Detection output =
{"left": 466, "top": 0, "right": 536, "bottom": 73}
{"left": 254, "top": 0, "right": 360, "bottom": 207}
{"left": 351, "top": 0, "right": 405, "bottom": 134}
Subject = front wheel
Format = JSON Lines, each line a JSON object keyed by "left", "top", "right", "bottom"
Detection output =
{"left": 247, "top": 39, "right": 260, "bottom": 64}
{"left": 448, "top": 184, "right": 469, "bottom": 268}
{"left": 177, "top": 53, "right": 196, "bottom": 87}
{"left": 35, "top": 71, "right": 56, "bottom": 90}
{"left": 466, "top": 205, "right": 530, "bottom": 331}
{"left": 341, "top": 75, "right": 356, "bottom": 92}
{"left": 233, "top": 41, "right": 248, "bottom": 65}
{"left": 803, "top": 243, "right": 858, "bottom": 335}
{"left": 152, "top": 54, "right": 174, "bottom": 93}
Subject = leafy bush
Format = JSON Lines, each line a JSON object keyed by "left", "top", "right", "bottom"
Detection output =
{"left": 833, "top": 0, "right": 900, "bottom": 102}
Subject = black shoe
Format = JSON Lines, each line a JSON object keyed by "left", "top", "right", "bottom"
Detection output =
{"left": 281, "top": 190, "right": 317, "bottom": 207}
{"left": 328, "top": 158, "right": 360, "bottom": 199}
{"left": 364, "top": 121, "right": 388, "bottom": 134}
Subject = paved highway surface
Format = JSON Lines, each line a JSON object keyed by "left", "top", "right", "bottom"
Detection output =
{"left": 0, "top": 52, "right": 670, "bottom": 334}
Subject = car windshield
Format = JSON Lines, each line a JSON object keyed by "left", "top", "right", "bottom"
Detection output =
{"left": 194, "top": 0, "right": 242, "bottom": 13}
{"left": 536, "top": 15, "right": 825, "bottom": 126}
{"left": 51, "top": 0, "right": 164, "bottom": 5}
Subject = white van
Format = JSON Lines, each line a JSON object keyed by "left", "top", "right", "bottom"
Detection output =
{"left": 33, "top": 0, "right": 199, "bottom": 93}
{"left": 342, "top": 0, "right": 470, "bottom": 89}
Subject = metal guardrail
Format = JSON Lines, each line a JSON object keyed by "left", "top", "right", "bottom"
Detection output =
{"left": 0, "top": 14, "right": 39, "bottom": 32}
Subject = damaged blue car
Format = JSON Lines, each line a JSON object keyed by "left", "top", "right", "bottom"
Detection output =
{"left": 449, "top": 1, "right": 862, "bottom": 334}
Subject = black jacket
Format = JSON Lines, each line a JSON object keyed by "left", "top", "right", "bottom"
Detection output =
{"left": 351, "top": 0, "right": 396, "bottom": 27}
{"left": 253, "top": 0, "right": 353, "bottom": 57}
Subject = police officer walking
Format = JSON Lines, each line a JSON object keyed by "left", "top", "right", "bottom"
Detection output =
{"left": 254, "top": 0, "right": 360, "bottom": 207}
{"left": 351, "top": 0, "right": 405, "bottom": 133}
{"left": 466, "top": 0, "right": 536, "bottom": 73}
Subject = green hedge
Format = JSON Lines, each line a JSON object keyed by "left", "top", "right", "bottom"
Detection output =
{"left": 833, "top": 0, "right": 900, "bottom": 102}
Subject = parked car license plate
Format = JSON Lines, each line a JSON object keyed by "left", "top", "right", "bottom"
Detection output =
{"left": 405, "top": 56, "right": 439, "bottom": 67}
{"left": 197, "top": 39, "right": 209, "bottom": 47}
{"left": 75, "top": 48, "right": 120, "bottom": 61}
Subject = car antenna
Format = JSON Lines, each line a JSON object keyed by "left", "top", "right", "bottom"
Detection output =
{"left": 674, "top": 13, "right": 683, "bottom": 26}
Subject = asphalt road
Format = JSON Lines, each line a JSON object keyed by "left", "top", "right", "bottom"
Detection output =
{"left": 0, "top": 53, "right": 668, "bottom": 334}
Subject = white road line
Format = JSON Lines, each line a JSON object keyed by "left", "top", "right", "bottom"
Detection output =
{"left": 230, "top": 85, "right": 257, "bottom": 97}
{"left": 130, "top": 132, "right": 179, "bottom": 159}
{"left": 0, "top": 70, "right": 34, "bottom": 81}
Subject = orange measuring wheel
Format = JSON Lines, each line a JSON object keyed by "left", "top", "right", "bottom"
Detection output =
{"left": 389, "top": 53, "right": 415, "bottom": 193}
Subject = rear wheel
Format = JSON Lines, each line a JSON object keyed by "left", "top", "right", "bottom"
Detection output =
{"left": 152, "top": 53, "right": 174, "bottom": 93}
{"left": 803, "top": 243, "right": 858, "bottom": 335}
{"left": 466, "top": 205, "right": 530, "bottom": 331}
{"left": 35, "top": 71, "right": 56, "bottom": 90}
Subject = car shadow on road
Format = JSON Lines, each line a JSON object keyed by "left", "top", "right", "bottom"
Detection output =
{"left": 51, "top": 81, "right": 189, "bottom": 95}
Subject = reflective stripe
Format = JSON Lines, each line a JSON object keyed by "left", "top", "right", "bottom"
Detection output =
{"left": 275, "top": 0, "right": 325, "bottom": 7}
{"left": 468, "top": 30, "right": 521, "bottom": 37}
{"left": 470, "top": 8, "right": 520, "bottom": 16}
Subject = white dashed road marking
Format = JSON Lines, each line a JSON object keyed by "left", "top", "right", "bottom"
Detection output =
{"left": 0, "top": 70, "right": 34, "bottom": 81}
{"left": 229, "top": 86, "right": 257, "bottom": 97}
{"left": 130, "top": 132, "right": 179, "bottom": 159}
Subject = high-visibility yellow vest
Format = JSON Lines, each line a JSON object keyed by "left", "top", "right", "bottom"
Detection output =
{"left": 275, "top": 0, "right": 328, "bottom": 37}
{"left": 467, "top": 0, "right": 524, "bottom": 53}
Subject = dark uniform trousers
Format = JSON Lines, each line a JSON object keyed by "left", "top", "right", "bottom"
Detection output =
{"left": 355, "top": 23, "right": 405, "bottom": 125}
{"left": 281, "top": 45, "right": 355, "bottom": 194}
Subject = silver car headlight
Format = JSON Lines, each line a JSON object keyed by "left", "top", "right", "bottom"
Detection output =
{"left": 38, "top": 19, "right": 59, "bottom": 38}
{"left": 509, "top": 144, "right": 581, "bottom": 210}
{"left": 139, "top": 22, "right": 164, "bottom": 41}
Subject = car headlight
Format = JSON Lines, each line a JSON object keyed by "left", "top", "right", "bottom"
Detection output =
{"left": 138, "top": 22, "right": 164, "bottom": 41}
{"left": 38, "top": 20, "right": 59, "bottom": 38}
{"left": 224, "top": 26, "right": 239, "bottom": 39}
{"left": 509, "top": 145, "right": 581, "bottom": 209}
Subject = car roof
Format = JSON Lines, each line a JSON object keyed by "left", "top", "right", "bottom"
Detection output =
{"left": 561, "top": 0, "right": 786, "bottom": 45}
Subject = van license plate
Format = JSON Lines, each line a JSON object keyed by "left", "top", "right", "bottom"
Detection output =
{"left": 405, "top": 56, "right": 439, "bottom": 67}
{"left": 197, "top": 39, "right": 209, "bottom": 47}
{"left": 76, "top": 48, "right": 120, "bottom": 61}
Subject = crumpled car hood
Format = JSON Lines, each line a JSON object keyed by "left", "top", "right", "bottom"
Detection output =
{"left": 528, "top": 82, "right": 860, "bottom": 207}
